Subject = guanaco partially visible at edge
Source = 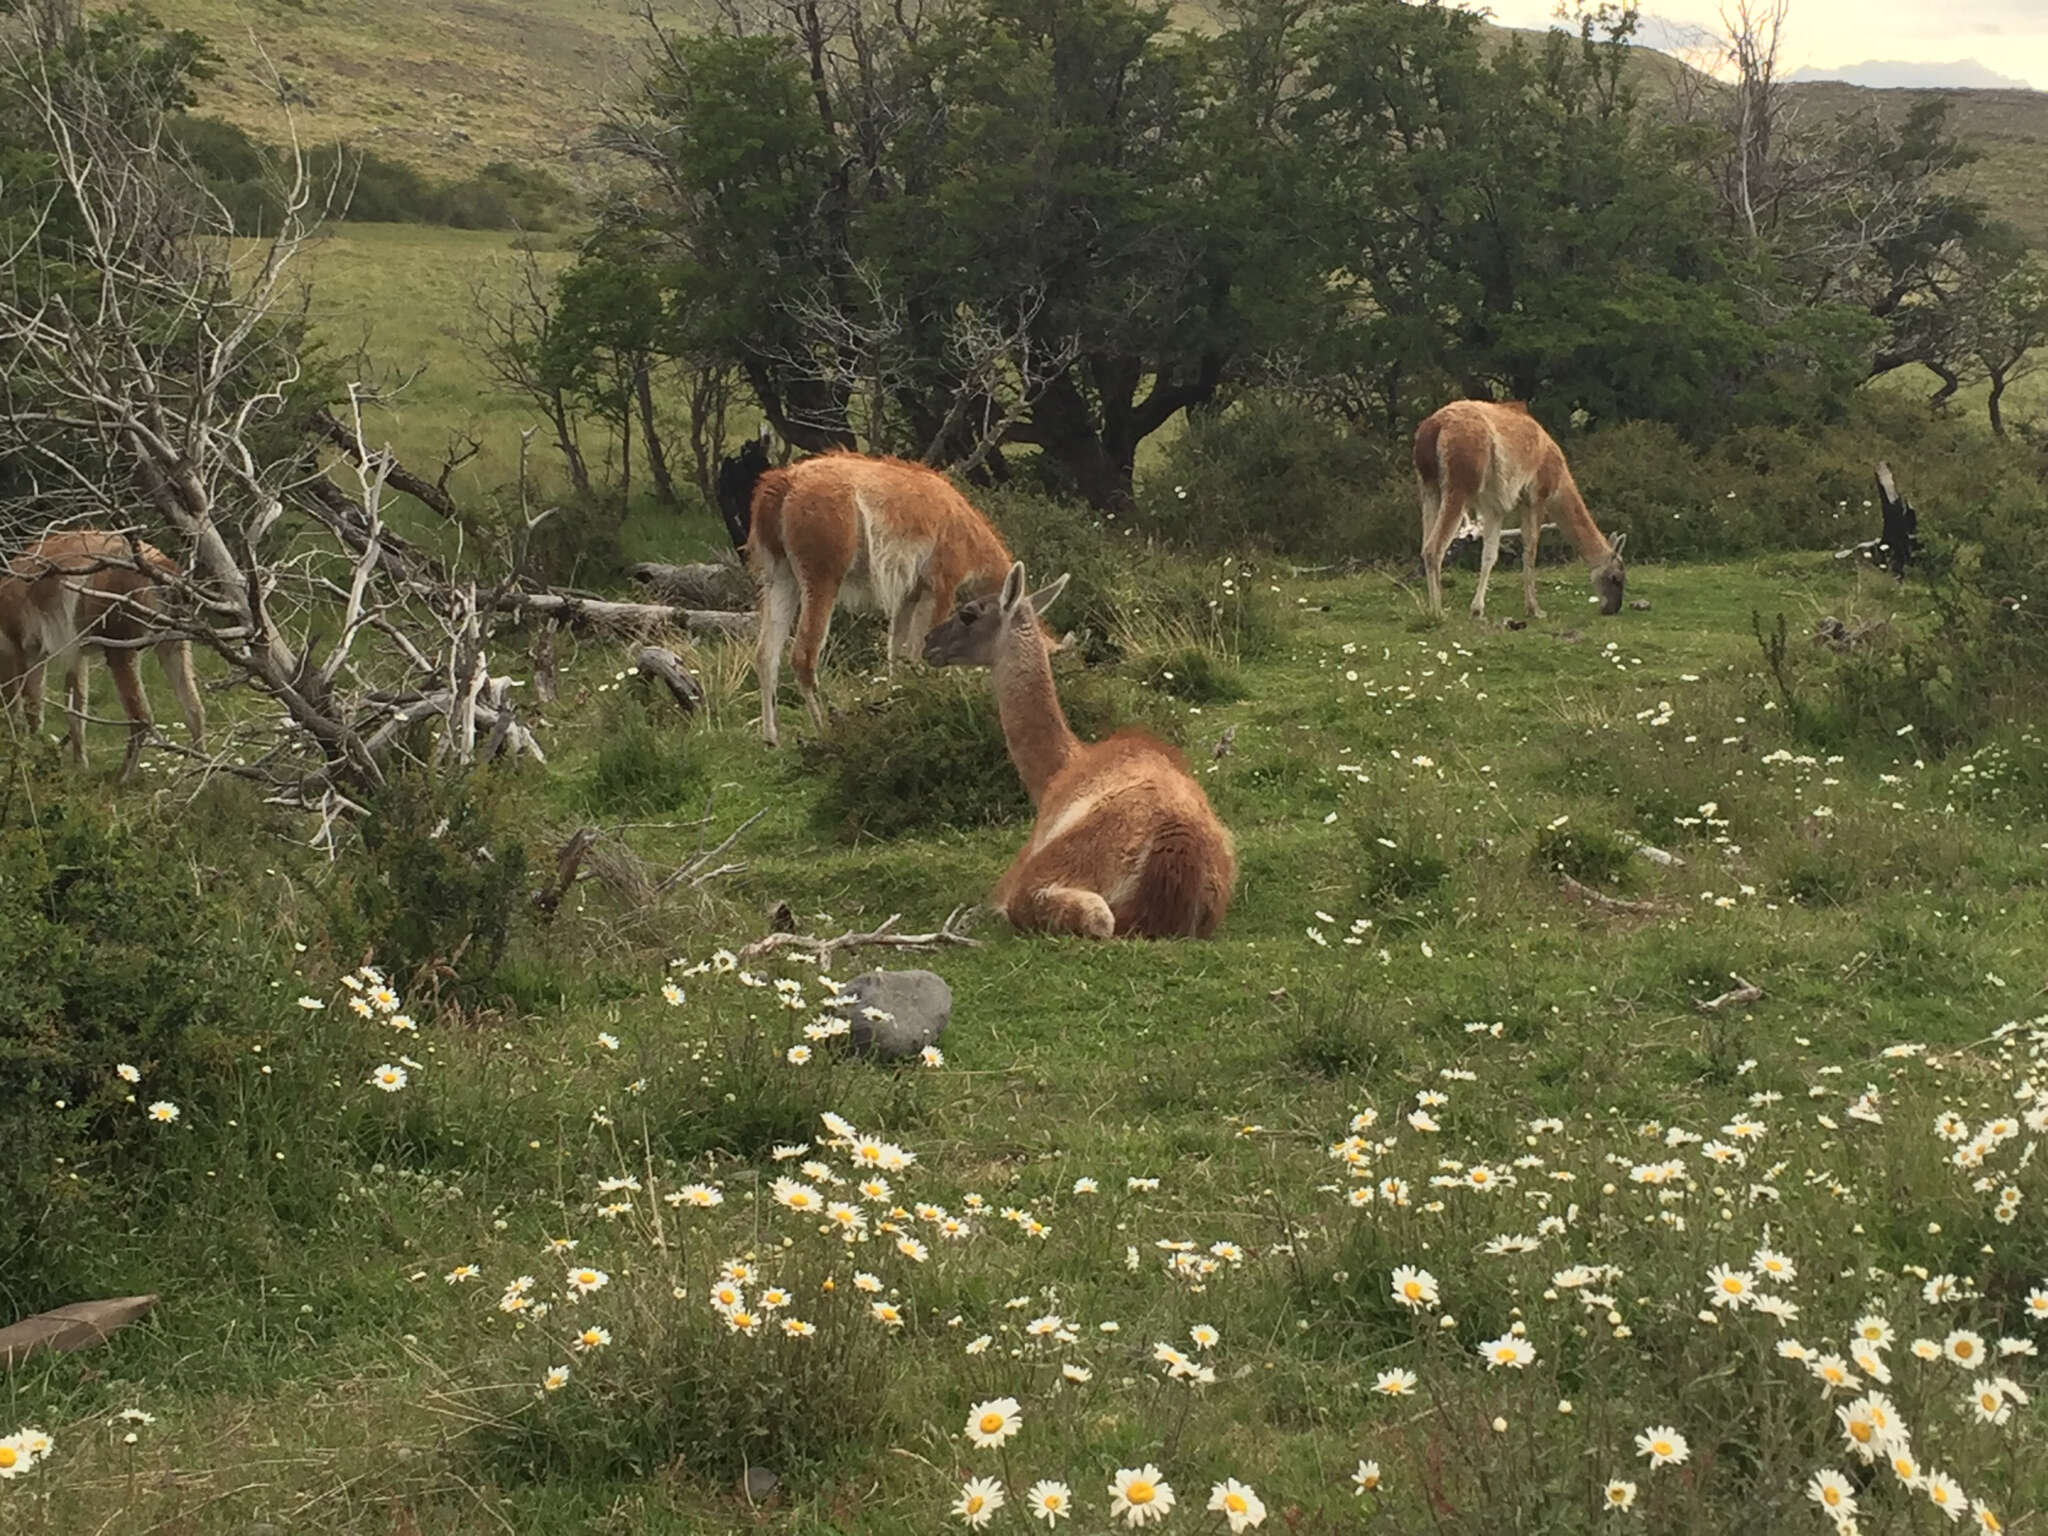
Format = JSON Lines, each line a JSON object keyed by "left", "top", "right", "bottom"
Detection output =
{"left": 923, "top": 562, "right": 1236, "bottom": 940}
{"left": 734, "top": 449, "right": 1014, "bottom": 746}
{"left": 1414, "top": 400, "right": 1628, "bottom": 621}
{"left": 0, "top": 529, "right": 206, "bottom": 780}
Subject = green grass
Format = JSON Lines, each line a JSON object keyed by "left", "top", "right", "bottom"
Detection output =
{"left": 9, "top": 546, "right": 2048, "bottom": 1531}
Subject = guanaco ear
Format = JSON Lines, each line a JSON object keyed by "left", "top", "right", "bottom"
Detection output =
{"left": 1027, "top": 572, "right": 1071, "bottom": 618}
{"left": 1610, "top": 531, "right": 1629, "bottom": 559}
{"left": 1000, "top": 562, "right": 1028, "bottom": 613}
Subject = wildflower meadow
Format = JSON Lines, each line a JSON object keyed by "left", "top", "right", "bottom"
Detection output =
{"left": 5, "top": 557, "right": 2047, "bottom": 1533}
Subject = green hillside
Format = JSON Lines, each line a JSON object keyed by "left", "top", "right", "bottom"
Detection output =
{"left": 1784, "top": 81, "right": 2048, "bottom": 248}
{"left": 105, "top": 0, "right": 642, "bottom": 176}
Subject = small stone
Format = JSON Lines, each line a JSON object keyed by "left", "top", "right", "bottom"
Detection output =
{"left": 741, "top": 1466, "right": 780, "bottom": 1501}
{"left": 840, "top": 969, "right": 951, "bottom": 1061}
{"left": 1629, "top": 598, "right": 1651, "bottom": 610}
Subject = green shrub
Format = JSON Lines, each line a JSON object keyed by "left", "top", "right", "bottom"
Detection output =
{"left": 0, "top": 784, "right": 269, "bottom": 1305}
{"left": 1351, "top": 818, "right": 1454, "bottom": 920}
{"left": 801, "top": 668, "right": 1182, "bottom": 842}
{"left": 1530, "top": 822, "right": 1636, "bottom": 887}
{"left": 1129, "top": 644, "right": 1245, "bottom": 703}
{"left": 1139, "top": 390, "right": 1407, "bottom": 562}
{"left": 328, "top": 770, "right": 532, "bottom": 1003}
{"left": 583, "top": 691, "right": 710, "bottom": 817}
{"left": 170, "top": 115, "right": 579, "bottom": 233}
{"left": 1751, "top": 610, "right": 1979, "bottom": 756}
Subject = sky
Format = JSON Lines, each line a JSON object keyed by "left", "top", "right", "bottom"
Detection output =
{"left": 1477, "top": 0, "right": 2048, "bottom": 90}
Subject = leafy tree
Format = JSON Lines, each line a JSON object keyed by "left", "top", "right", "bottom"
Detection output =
{"left": 596, "top": 0, "right": 1332, "bottom": 509}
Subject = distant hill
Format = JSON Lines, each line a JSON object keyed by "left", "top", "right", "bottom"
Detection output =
{"left": 100, "top": 0, "right": 643, "bottom": 180}
{"left": 110, "top": 2, "right": 2048, "bottom": 248}
{"left": 1781, "top": 82, "right": 2048, "bottom": 247}
{"left": 1788, "top": 60, "right": 2036, "bottom": 92}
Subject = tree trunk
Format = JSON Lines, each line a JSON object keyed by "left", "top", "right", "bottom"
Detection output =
{"left": 551, "top": 393, "right": 592, "bottom": 497}
{"left": 636, "top": 360, "right": 679, "bottom": 507}
{"left": 1987, "top": 367, "right": 2009, "bottom": 437}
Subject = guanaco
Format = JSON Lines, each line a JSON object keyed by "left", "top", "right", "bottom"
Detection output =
{"left": 923, "top": 562, "right": 1236, "bottom": 940}
{"left": 737, "top": 450, "right": 1014, "bottom": 747}
{"left": 1413, "top": 400, "right": 1627, "bottom": 620}
{"left": 0, "top": 529, "right": 206, "bottom": 779}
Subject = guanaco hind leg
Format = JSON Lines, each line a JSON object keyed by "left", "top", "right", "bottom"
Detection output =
{"left": 754, "top": 566, "right": 800, "bottom": 746}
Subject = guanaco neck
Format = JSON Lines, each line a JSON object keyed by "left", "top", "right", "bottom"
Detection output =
{"left": 992, "top": 612, "right": 1080, "bottom": 806}
{"left": 1547, "top": 470, "right": 1613, "bottom": 567}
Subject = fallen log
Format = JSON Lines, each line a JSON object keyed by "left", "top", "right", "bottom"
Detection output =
{"left": 0, "top": 1294, "right": 158, "bottom": 1369}
{"left": 627, "top": 560, "right": 751, "bottom": 609}
{"left": 493, "top": 590, "right": 755, "bottom": 639}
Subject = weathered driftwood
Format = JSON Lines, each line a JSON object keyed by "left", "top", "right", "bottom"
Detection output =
{"left": 0, "top": 1294, "right": 157, "bottom": 1368}
{"left": 1696, "top": 975, "right": 1764, "bottom": 1013}
{"left": 635, "top": 645, "right": 704, "bottom": 717}
{"left": 535, "top": 826, "right": 600, "bottom": 917}
{"left": 494, "top": 590, "right": 755, "bottom": 639}
{"left": 627, "top": 560, "right": 751, "bottom": 609}
{"left": 531, "top": 622, "right": 558, "bottom": 705}
{"left": 737, "top": 908, "right": 982, "bottom": 965}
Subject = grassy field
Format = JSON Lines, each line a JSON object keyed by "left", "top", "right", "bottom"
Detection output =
{"left": 293, "top": 223, "right": 576, "bottom": 506}
{"left": 8, "top": 541, "right": 2047, "bottom": 1531}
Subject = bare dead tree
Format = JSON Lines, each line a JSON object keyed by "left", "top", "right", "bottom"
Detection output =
{"left": 468, "top": 246, "right": 594, "bottom": 496}
{"left": 0, "top": 18, "right": 543, "bottom": 816}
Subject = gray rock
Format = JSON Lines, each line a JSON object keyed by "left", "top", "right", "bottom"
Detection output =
{"left": 837, "top": 969, "right": 951, "bottom": 1060}
{"left": 741, "top": 1466, "right": 780, "bottom": 1501}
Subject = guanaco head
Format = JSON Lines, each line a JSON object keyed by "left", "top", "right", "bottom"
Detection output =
{"left": 1592, "top": 531, "right": 1628, "bottom": 615}
{"left": 923, "top": 562, "right": 1071, "bottom": 669}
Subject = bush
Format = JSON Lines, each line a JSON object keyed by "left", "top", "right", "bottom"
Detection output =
{"left": 801, "top": 668, "right": 1182, "bottom": 842}
{"left": 0, "top": 784, "right": 269, "bottom": 1304}
{"left": 170, "top": 116, "right": 579, "bottom": 233}
{"left": 328, "top": 770, "right": 532, "bottom": 1004}
{"left": 1128, "top": 644, "right": 1245, "bottom": 704}
{"left": 1530, "top": 822, "right": 1636, "bottom": 888}
{"left": 582, "top": 690, "right": 710, "bottom": 817}
{"left": 1139, "top": 390, "right": 1408, "bottom": 562}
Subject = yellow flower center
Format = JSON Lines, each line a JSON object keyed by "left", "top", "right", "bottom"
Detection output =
{"left": 1044, "top": 1495, "right": 1064, "bottom": 1509}
{"left": 1403, "top": 1282, "right": 1421, "bottom": 1299}
{"left": 1226, "top": 1493, "right": 1247, "bottom": 1513}
{"left": 0, "top": 1447, "right": 18, "bottom": 1469}
{"left": 979, "top": 1414, "right": 1004, "bottom": 1435}
{"left": 1935, "top": 1489, "right": 1952, "bottom": 1505}
{"left": 1956, "top": 1341, "right": 1975, "bottom": 1358}
{"left": 1127, "top": 1481, "right": 1155, "bottom": 1505}
{"left": 1823, "top": 1487, "right": 1841, "bottom": 1507}
{"left": 1722, "top": 1278, "right": 1744, "bottom": 1293}
{"left": 1850, "top": 1421, "right": 1872, "bottom": 1443}
{"left": 966, "top": 1495, "right": 984, "bottom": 1514}
{"left": 1654, "top": 1442, "right": 1672, "bottom": 1457}
{"left": 1608, "top": 1490, "right": 1625, "bottom": 1504}
{"left": 1981, "top": 1394, "right": 1999, "bottom": 1411}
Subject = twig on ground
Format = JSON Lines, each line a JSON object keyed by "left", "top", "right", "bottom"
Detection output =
{"left": 1558, "top": 874, "right": 1663, "bottom": 915}
{"left": 1695, "top": 975, "right": 1765, "bottom": 1013}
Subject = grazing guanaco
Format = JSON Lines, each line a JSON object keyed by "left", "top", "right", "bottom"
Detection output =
{"left": 737, "top": 450, "right": 1014, "bottom": 746}
{"left": 923, "top": 562, "right": 1236, "bottom": 940}
{"left": 1413, "top": 400, "right": 1627, "bottom": 620}
{"left": 0, "top": 529, "right": 205, "bottom": 779}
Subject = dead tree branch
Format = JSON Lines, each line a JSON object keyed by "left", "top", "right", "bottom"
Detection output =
{"left": 736, "top": 908, "right": 983, "bottom": 965}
